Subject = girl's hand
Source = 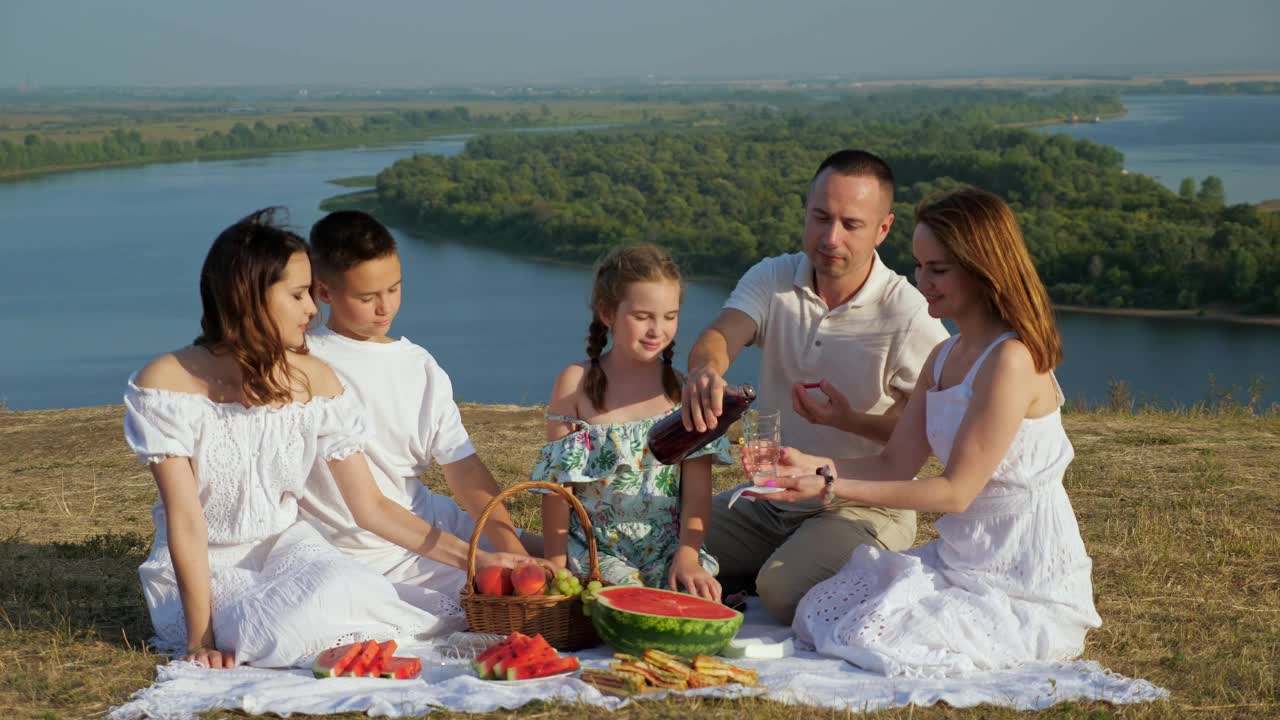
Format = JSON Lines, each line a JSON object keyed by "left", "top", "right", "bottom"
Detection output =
{"left": 184, "top": 646, "right": 236, "bottom": 669}
{"left": 668, "top": 546, "right": 721, "bottom": 603}
{"left": 755, "top": 473, "right": 827, "bottom": 504}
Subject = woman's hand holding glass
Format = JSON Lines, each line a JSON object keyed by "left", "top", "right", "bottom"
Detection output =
{"left": 743, "top": 444, "right": 837, "bottom": 503}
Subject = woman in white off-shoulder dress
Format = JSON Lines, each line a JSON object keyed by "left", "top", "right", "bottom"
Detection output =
{"left": 125, "top": 209, "right": 453, "bottom": 669}
{"left": 762, "top": 188, "right": 1101, "bottom": 677}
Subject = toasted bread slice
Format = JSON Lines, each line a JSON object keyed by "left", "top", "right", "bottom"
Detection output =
{"left": 692, "top": 654, "right": 759, "bottom": 686}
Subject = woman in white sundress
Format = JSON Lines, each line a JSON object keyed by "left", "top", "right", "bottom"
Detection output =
{"left": 124, "top": 209, "right": 456, "bottom": 669}
{"left": 758, "top": 187, "right": 1102, "bottom": 677}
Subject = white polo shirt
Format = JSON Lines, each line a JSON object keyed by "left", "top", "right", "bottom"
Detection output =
{"left": 725, "top": 251, "right": 950, "bottom": 462}
{"left": 300, "top": 327, "right": 476, "bottom": 558}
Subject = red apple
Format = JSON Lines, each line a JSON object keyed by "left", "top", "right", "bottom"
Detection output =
{"left": 511, "top": 562, "right": 548, "bottom": 597}
{"left": 474, "top": 566, "right": 513, "bottom": 596}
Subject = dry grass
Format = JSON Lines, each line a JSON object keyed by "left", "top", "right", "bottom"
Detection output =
{"left": 1, "top": 403, "right": 1277, "bottom": 719}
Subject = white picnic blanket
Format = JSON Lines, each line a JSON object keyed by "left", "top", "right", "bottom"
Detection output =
{"left": 109, "top": 600, "right": 1168, "bottom": 719}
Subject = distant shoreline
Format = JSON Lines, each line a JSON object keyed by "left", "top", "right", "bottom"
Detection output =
{"left": 1055, "top": 304, "right": 1280, "bottom": 328}
{"left": 850, "top": 70, "right": 1280, "bottom": 91}
{"left": 1000, "top": 109, "right": 1127, "bottom": 129}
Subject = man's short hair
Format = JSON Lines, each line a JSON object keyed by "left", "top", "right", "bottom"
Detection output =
{"left": 811, "top": 149, "right": 895, "bottom": 208}
{"left": 309, "top": 210, "right": 397, "bottom": 280}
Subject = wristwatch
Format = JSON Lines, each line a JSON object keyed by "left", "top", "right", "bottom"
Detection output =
{"left": 818, "top": 465, "right": 836, "bottom": 505}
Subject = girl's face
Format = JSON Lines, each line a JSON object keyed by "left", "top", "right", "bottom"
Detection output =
{"left": 603, "top": 279, "right": 681, "bottom": 363}
{"left": 266, "top": 252, "right": 318, "bottom": 349}
{"left": 912, "top": 223, "right": 986, "bottom": 320}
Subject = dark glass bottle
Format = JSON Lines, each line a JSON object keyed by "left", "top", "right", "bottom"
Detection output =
{"left": 647, "top": 384, "right": 756, "bottom": 465}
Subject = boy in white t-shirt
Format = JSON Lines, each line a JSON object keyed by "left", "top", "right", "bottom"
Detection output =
{"left": 300, "top": 210, "right": 540, "bottom": 616}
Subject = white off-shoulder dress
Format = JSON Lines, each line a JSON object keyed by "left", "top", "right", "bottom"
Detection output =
{"left": 793, "top": 332, "right": 1103, "bottom": 677}
{"left": 124, "top": 377, "right": 449, "bottom": 668}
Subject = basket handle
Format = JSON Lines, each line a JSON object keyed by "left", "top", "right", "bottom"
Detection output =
{"left": 462, "top": 480, "right": 601, "bottom": 595}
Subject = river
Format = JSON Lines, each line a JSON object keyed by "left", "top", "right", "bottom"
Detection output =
{"left": 2, "top": 119, "right": 1277, "bottom": 411}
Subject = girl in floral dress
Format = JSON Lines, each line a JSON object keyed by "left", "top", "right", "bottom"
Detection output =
{"left": 532, "top": 245, "right": 730, "bottom": 601}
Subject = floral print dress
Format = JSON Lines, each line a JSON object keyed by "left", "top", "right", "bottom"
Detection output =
{"left": 531, "top": 409, "right": 732, "bottom": 588}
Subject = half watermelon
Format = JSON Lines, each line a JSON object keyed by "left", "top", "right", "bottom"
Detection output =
{"left": 589, "top": 586, "right": 742, "bottom": 658}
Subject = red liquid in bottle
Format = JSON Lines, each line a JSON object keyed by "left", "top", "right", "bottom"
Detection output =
{"left": 647, "top": 384, "right": 756, "bottom": 465}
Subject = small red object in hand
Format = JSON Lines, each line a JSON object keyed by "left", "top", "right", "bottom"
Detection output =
{"left": 801, "top": 382, "right": 823, "bottom": 390}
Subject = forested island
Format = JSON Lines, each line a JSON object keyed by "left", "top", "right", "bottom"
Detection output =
{"left": 341, "top": 90, "right": 1278, "bottom": 315}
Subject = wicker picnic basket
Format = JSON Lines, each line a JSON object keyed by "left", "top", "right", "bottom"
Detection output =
{"left": 460, "top": 481, "right": 601, "bottom": 651}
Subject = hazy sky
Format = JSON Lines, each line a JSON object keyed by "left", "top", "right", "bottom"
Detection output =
{"left": 4, "top": 0, "right": 1278, "bottom": 87}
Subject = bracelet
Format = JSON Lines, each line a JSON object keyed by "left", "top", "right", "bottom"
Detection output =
{"left": 818, "top": 465, "right": 836, "bottom": 505}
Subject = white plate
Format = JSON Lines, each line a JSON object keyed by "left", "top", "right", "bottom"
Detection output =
{"left": 727, "top": 483, "right": 786, "bottom": 508}
{"left": 479, "top": 668, "right": 579, "bottom": 684}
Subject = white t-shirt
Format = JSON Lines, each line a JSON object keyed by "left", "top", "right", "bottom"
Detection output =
{"left": 725, "top": 251, "right": 950, "bottom": 462}
{"left": 300, "top": 327, "right": 476, "bottom": 557}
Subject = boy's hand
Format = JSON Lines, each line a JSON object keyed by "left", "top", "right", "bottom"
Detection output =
{"left": 477, "top": 550, "right": 556, "bottom": 574}
{"left": 668, "top": 546, "right": 721, "bottom": 602}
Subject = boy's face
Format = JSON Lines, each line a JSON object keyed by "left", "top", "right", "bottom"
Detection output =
{"left": 315, "top": 253, "right": 402, "bottom": 342}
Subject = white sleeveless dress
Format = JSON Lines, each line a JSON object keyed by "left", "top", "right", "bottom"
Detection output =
{"left": 124, "top": 376, "right": 454, "bottom": 668}
{"left": 793, "top": 332, "right": 1102, "bottom": 677}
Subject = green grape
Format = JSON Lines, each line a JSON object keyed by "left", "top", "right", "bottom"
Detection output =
{"left": 586, "top": 581, "right": 603, "bottom": 592}
{"left": 555, "top": 568, "right": 571, "bottom": 582}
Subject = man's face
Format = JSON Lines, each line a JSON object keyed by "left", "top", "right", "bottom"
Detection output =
{"left": 802, "top": 170, "right": 894, "bottom": 284}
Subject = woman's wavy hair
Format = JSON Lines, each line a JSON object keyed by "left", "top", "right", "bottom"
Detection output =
{"left": 194, "top": 207, "right": 312, "bottom": 406}
{"left": 915, "top": 187, "right": 1062, "bottom": 372}
{"left": 585, "top": 244, "right": 683, "bottom": 412}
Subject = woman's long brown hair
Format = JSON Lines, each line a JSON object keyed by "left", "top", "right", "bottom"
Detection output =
{"left": 194, "top": 208, "right": 311, "bottom": 406}
{"left": 585, "top": 244, "right": 683, "bottom": 412}
{"left": 915, "top": 187, "right": 1063, "bottom": 372}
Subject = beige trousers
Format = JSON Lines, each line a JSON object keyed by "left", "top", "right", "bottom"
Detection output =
{"left": 706, "top": 491, "right": 916, "bottom": 624}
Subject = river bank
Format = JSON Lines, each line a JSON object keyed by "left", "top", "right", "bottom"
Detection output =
{"left": 1055, "top": 304, "right": 1280, "bottom": 327}
{"left": 0, "top": 125, "right": 510, "bottom": 183}
{"left": 328, "top": 189, "right": 1280, "bottom": 328}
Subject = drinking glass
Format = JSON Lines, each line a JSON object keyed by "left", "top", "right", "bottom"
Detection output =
{"left": 741, "top": 409, "right": 781, "bottom": 482}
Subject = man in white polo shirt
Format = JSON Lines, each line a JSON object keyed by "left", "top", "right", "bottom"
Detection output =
{"left": 684, "top": 149, "right": 949, "bottom": 623}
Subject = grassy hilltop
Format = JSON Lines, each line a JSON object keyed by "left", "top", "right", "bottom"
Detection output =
{"left": 0, "top": 403, "right": 1277, "bottom": 719}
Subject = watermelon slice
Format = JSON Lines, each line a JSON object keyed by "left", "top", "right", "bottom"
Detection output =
{"left": 590, "top": 586, "right": 743, "bottom": 659}
{"left": 366, "top": 640, "right": 397, "bottom": 677}
{"left": 506, "top": 654, "right": 580, "bottom": 681}
{"left": 471, "top": 636, "right": 517, "bottom": 678}
{"left": 478, "top": 630, "right": 552, "bottom": 676}
{"left": 476, "top": 634, "right": 533, "bottom": 678}
{"left": 379, "top": 656, "right": 422, "bottom": 680}
{"left": 496, "top": 645, "right": 558, "bottom": 679}
{"left": 345, "top": 640, "right": 382, "bottom": 677}
{"left": 311, "top": 641, "right": 362, "bottom": 679}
